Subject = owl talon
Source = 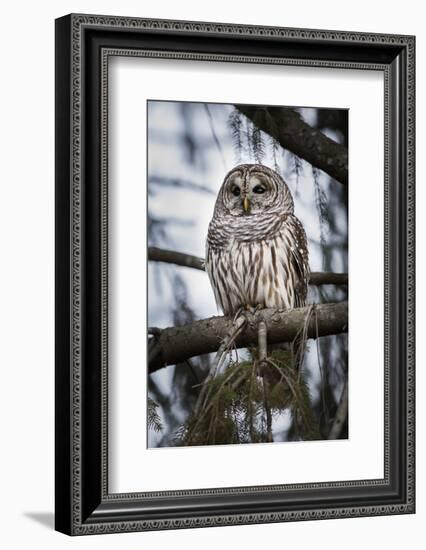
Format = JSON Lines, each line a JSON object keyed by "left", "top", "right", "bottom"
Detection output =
{"left": 232, "top": 307, "right": 251, "bottom": 326}
{"left": 244, "top": 304, "right": 263, "bottom": 315}
{"left": 232, "top": 307, "right": 245, "bottom": 324}
{"left": 231, "top": 304, "right": 264, "bottom": 328}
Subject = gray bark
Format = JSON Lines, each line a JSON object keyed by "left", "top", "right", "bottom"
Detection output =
{"left": 149, "top": 246, "right": 204, "bottom": 271}
{"left": 149, "top": 301, "right": 348, "bottom": 373}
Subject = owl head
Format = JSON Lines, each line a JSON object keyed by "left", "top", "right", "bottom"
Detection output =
{"left": 216, "top": 164, "right": 294, "bottom": 217}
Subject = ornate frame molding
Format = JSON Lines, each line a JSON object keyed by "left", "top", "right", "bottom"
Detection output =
{"left": 55, "top": 14, "right": 415, "bottom": 535}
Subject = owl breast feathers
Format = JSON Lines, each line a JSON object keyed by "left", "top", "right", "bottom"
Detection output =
{"left": 205, "top": 164, "right": 309, "bottom": 316}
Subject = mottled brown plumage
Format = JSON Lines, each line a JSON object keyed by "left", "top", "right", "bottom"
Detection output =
{"left": 205, "top": 164, "right": 309, "bottom": 316}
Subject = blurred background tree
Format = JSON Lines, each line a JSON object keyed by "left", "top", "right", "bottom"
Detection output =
{"left": 147, "top": 100, "right": 348, "bottom": 447}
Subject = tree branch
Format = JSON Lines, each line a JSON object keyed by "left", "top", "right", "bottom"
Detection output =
{"left": 149, "top": 301, "right": 348, "bottom": 373}
{"left": 309, "top": 272, "right": 348, "bottom": 286}
{"left": 236, "top": 105, "right": 348, "bottom": 185}
{"left": 149, "top": 174, "right": 215, "bottom": 195}
{"left": 148, "top": 246, "right": 347, "bottom": 285}
{"left": 148, "top": 246, "right": 204, "bottom": 271}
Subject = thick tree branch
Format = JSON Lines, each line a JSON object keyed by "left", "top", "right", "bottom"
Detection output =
{"left": 236, "top": 105, "right": 348, "bottom": 185}
{"left": 148, "top": 246, "right": 347, "bottom": 285}
{"left": 149, "top": 301, "right": 348, "bottom": 373}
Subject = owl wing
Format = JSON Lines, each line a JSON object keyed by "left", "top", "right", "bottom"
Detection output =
{"left": 205, "top": 230, "right": 231, "bottom": 316}
{"left": 288, "top": 216, "right": 310, "bottom": 307}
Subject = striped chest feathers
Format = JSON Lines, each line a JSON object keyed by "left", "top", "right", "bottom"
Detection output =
{"left": 208, "top": 229, "right": 298, "bottom": 314}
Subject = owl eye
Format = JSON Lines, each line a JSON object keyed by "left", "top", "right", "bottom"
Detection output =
{"left": 253, "top": 185, "right": 266, "bottom": 194}
{"left": 231, "top": 185, "right": 241, "bottom": 197}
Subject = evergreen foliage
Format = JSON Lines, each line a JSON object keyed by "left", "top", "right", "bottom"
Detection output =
{"left": 147, "top": 397, "right": 163, "bottom": 433}
{"left": 174, "top": 349, "right": 319, "bottom": 446}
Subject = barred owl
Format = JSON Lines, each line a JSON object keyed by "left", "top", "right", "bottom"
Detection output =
{"left": 206, "top": 164, "right": 309, "bottom": 316}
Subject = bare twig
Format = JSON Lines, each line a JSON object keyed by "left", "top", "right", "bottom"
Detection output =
{"left": 149, "top": 174, "right": 215, "bottom": 195}
{"left": 328, "top": 378, "right": 349, "bottom": 440}
{"left": 262, "top": 382, "right": 273, "bottom": 443}
{"left": 204, "top": 104, "right": 227, "bottom": 170}
{"left": 292, "top": 304, "right": 315, "bottom": 374}
{"left": 314, "top": 307, "right": 328, "bottom": 426}
{"left": 193, "top": 314, "right": 246, "bottom": 415}
{"left": 258, "top": 320, "right": 273, "bottom": 443}
{"left": 257, "top": 320, "right": 268, "bottom": 368}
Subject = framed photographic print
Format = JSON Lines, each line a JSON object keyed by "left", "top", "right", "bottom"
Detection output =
{"left": 55, "top": 14, "right": 415, "bottom": 535}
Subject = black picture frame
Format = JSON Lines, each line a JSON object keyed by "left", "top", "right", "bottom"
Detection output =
{"left": 55, "top": 14, "right": 415, "bottom": 535}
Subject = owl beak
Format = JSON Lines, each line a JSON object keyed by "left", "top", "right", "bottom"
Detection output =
{"left": 243, "top": 196, "right": 250, "bottom": 213}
